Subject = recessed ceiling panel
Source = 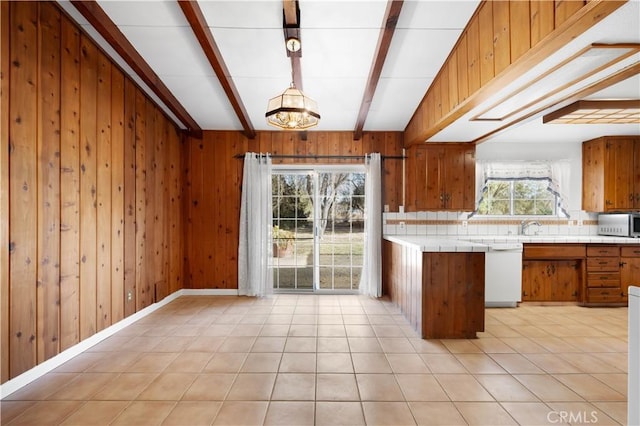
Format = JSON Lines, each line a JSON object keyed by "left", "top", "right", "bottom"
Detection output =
{"left": 397, "top": 0, "right": 480, "bottom": 29}
{"left": 199, "top": 1, "right": 282, "bottom": 28}
{"left": 366, "top": 77, "right": 434, "bottom": 131}
{"left": 97, "top": 1, "right": 186, "bottom": 27}
{"left": 300, "top": 1, "right": 387, "bottom": 29}
{"left": 233, "top": 77, "right": 292, "bottom": 131}
{"left": 303, "top": 77, "right": 368, "bottom": 130}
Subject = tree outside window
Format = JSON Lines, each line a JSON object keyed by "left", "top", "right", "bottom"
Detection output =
{"left": 477, "top": 179, "right": 557, "bottom": 216}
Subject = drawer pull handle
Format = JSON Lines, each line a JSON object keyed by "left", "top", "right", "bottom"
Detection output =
{"left": 598, "top": 261, "right": 608, "bottom": 265}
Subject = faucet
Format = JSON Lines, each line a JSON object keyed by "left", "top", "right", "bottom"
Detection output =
{"left": 520, "top": 220, "right": 541, "bottom": 235}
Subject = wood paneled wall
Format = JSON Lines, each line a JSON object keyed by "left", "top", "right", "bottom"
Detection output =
{"left": 184, "top": 131, "right": 403, "bottom": 289}
{"left": 404, "top": 0, "right": 625, "bottom": 145}
{"left": 0, "top": 2, "right": 184, "bottom": 383}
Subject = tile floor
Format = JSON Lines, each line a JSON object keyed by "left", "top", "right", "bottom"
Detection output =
{"left": 0, "top": 295, "right": 629, "bottom": 425}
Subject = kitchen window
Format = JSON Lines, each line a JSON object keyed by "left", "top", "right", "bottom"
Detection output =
{"left": 475, "top": 161, "right": 569, "bottom": 217}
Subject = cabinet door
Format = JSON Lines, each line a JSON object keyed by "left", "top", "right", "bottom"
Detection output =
{"left": 423, "top": 147, "right": 443, "bottom": 210}
{"left": 604, "top": 138, "right": 635, "bottom": 211}
{"left": 443, "top": 146, "right": 475, "bottom": 210}
{"left": 634, "top": 141, "right": 640, "bottom": 209}
{"left": 522, "top": 260, "right": 580, "bottom": 302}
{"left": 621, "top": 254, "right": 640, "bottom": 299}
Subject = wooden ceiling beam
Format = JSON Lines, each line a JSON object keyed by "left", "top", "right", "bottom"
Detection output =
{"left": 353, "top": 0, "right": 403, "bottom": 140}
{"left": 70, "top": 0, "right": 202, "bottom": 138}
{"left": 178, "top": 1, "right": 256, "bottom": 139}
{"left": 283, "top": 0, "right": 303, "bottom": 89}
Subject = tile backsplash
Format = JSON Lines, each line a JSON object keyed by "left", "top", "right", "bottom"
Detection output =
{"left": 383, "top": 210, "right": 599, "bottom": 236}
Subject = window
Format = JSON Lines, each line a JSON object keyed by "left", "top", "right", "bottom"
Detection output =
{"left": 477, "top": 178, "right": 558, "bottom": 216}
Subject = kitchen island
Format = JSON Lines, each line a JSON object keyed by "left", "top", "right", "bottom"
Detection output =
{"left": 383, "top": 236, "right": 488, "bottom": 339}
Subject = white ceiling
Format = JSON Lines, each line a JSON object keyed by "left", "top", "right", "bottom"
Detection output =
{"left": 58, "top": 0, "right": 639, "bottom": 144}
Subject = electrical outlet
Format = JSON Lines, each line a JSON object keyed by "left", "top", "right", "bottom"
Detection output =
{"left": 461, "top": 220, "right": 468, "bottom": 228}
{"left": 384, "top": 204, "right": 389, "bottom": 213}
{"left": 127, "top": 291, "right": 132, "bottom": 302}
{"left": 399, "top": 221, "right": 405, "bottom": 229}
{"left": 577, "top": 220, "right": 583, "bottom": 227}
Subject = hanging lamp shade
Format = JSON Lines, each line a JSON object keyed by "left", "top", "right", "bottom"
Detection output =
{"left": 265, "top": 83, "right": 320, "bottom": 130}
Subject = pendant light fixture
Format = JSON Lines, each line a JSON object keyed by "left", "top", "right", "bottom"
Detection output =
{"left": 265, "top": 4, "right": 320, "bottom": 131}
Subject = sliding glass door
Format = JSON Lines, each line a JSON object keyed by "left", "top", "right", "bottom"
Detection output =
{"left": 272, "top": 166, "right": 365, "bottom": 292}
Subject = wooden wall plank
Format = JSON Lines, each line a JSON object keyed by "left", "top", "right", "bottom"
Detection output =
{"left": 79, "top": 34, "right": 98, "bottom": 340}
{"left": 530, "top": 0, "right": 555, "bottom": 47}
{"left": 96, "top": 51, "right": 112, "bottom": 332}
{"left": 168, "top": 127, "right": 182, "bottom": 294}
{"left": 59, "top": 14, "right": 81, "bottom": 352}
{"left": 111, "top": 67, "right": 125, "bottom": 323}
{"left": 9, "top": 1, "right": 39, "bottom": 377}
{"left": 555, "top": 0, "right": 584, "bottom": 27}
{"left": 478, "top": 2, "right": 494, "bottom": 86}
{"left": 153, "top": 107, "right": 167, "bottom": 300}
{"left": 447, "top": 52, "right": 459, "bottom": 111}
{"left": 123, "top": 78, "right": 136, "bottom": 316}
{"left": 0, "top": 0, "right": 10, "bottom": 383}
{"left": 456, "top": 35, "right": 469, "bottom": 102}
{"left": 493, "top": 1, "right": 511, "bottom": 77}
{"left": 466, "top": 16, "right": 481, "bottom": 95}
{"left": 37, "top": 2, "right": 62, "bottom": 363}
{"left": 134, "top": 90, "right": 148, "bottom": 308}
{"left": 510, "top": 0, "right": 531, "bottom": 63}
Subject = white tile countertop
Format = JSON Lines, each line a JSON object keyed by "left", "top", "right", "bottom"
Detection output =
{"left": 384, "top": 235, "right": 640, "bottom": 252}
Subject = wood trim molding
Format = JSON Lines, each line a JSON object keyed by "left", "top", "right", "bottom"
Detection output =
{"left": 354, "top": 0, "right": 403, "bottom": 140}
{"left": 404, "top": 0, "right": 627, "bottom": 147}
{"left": 178, "top": 1, "right": 256, "bottom": 139}
{"left": 473, "top": 62, "right": 640, "bottom": 144}
{"left": 70, "top": 0, "right": 203, "bottom": 138}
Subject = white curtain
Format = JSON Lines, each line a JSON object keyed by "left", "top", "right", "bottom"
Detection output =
{"left": 238, "top": 153, "right": 273, "bottom": 296}
{"left": 360, "top": 153, "right": 382, "bottom": 297}
{"left": 476, "top": 160, "right": 570, "bottom": 216}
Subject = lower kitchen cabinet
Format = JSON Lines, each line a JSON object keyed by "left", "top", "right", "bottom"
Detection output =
{"left": 522, "top": 244, "right": 585, "bottom": 302}
{"left": 585, "top": 245, "right": 625, "bottom": 305}
{"left": 621, "top": 246, "right": 640, "bottom": 300}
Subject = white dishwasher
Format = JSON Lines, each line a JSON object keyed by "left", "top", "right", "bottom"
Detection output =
{"left": 484, "top": 242, "right": 523, "bottom": 308}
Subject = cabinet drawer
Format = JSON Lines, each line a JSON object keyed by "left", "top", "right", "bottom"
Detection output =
{"left": 586, "top": 257, "right": 620, "bottom": 272}
{"left": 523, "top": 244, "right": 585, "bottom": 259}
{"left": 587, "top": 272, "right": 620, "bottom": 287}
{"left": 587, "top": 288, "right": 625, "bottom": 303}
{"left": 587, "top": 246, "right": 619, "bottom": 257}
{"left": 621, "top": 246, "right": 640, "bottom": 257}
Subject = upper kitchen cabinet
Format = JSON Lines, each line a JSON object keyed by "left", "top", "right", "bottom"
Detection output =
{"left": 582, "top": 136, "right": 640, "bottom": 212}
{"left": 406, "top": 144, "right": 475, "bottom": 211}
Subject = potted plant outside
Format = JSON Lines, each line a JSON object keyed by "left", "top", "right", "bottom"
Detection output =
{"left": 272, "top": 225, "right": 293, "bottom": 257}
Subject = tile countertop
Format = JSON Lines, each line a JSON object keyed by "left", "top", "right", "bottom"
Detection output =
{"left": 383, "top": 235, "right": 640, "bottom": 252}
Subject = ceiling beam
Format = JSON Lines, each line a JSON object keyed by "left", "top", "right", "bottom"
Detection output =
{"left": 70, "top": 0, "right": 202, "bottom": 138}
{"left": 353, "top": 0, "right": 403, "bottom": 140}
{"left": 178, "top": 1, "right": 256, "bottom": 139}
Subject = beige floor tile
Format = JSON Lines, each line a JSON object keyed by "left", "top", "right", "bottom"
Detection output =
{"left": 317, "top": 337, "right": 350, "bottom": 352}
{"left": 182, "top": 373, "right": 236, "bottom": 400}
{"left": 4, "top": 373, "right": 77, "bottom": 401}
{"left": 60, "top": 401, "right": 129, "bottom": 425}
{"left": 475, "top": 374, "right": 538, "bottom": 402}
{"left": 317, "top": 324, "right": 347, "bottom": 337}
{"left": 87, "top": 335, "right": 133, "bottom": 352}
{"left": 110, "top": 401, "right": 176, "bottom": 425}
{"left": 386, "top": 353, "right": 430, "bottom": 374}
{"left": 122, "top": 336, "right": 166, "bottom": 352}
{"left": 500, "top": 402, "right": 555, "bottom": 426}
{"left": 440, "top": 339, "right": 483, "bottom": 353}
{"left": 356, "top": 374, "right": 404, "bottom": 401}
{"left": 434, "top": 374, "right": 494, "bottom": 402}
{"left": 419, "top": 354, "right": 467, "bottom": 374}
{"left": 378, "top": 337, "right": 416, "bottom": 353}
{"left": 592, "top": 373, "right": 627, "bottom": 395}
{"left": 523, "top": 353, "right": 583, "bottom": 374}
{"left": 408, "top": 339, "right": 450, "bottom": 354}
{"left": 52, "top": 352, "right": 105, "bottom": 373}
{"left": 318, "top": 314, "right": 343, "bottom": 325}
{"left": 279, "top": 352, "right": 316, "bottom": 373}
{"left": 184, "top": 335, "right": 224, "bottom": 352}
{"left": 592, "top": 352, "right": 628, "bottom": 373}
{"left": 203, "top": 352, "right": 247, "bottom": 373}
{"left": 489, "top": 353, "right": 545, "bottom": 374}
{"left": 373, "top": 325, "right": 406, "bottom": 337}
{"left": 592, "top": 401, "right": 627, "bottom": 425}
{"left": 136, "top": 373, "right": 197, "bottom": 400}
{"left": 368, "top": 315, "right": 396, "bottom": 325}
{"left": 288, "top": 324, "right": 317, "bottom": 337}
{"left": 292, "top": 315, "right": 318, "bottom": 325}
{"left": 454, "top": 353, "right": 506, "bottom": 374}
{"left": 0, "top": 401, "right": 36, "bottom": 425}
{"left": 409, "top": 401, "right": 466, "bottom": 425}
{"left": 218, "top": 336, "right": 256, "bottom": 352}
{"left": 164, "top": 352, "right": 213, "bottom": 373}
{"left": 513, "top": 374, "right": 584, "bottom": 402}
{"left": 161, "top": 401, "right": 221, "bottom": 425}
{"left": 317, "top": 352, "right": 354, "bottom": 373}
{"left": 343, "top": 315, "right": 369, "bottom": 325}
{"left": 251, "top": 336, "right": 286, "bottom": 352}
{"left": 48, "top": 373, "right": 118, "bottom": 400}
{"left": 85, "top": 351, "right": 141, "bottom": 373}
{"left": 93, "top": 372, "right": 158, "bottom": 400}
{"left": 345, "top": 324, "right": 376, "bottom": 337}
{"left": 315, "top": 401, "right": 365, "bottom": 425}
{"left": 395, "top": 374, "right": 449, "bottom": 402}
{"left": 226, "top": 373, "right": 276, "bottom": 401}
{"left": 241, "top": 352, "right": 283, "bottom": 373}
{"left": 316, "top": 374, "right": 360, "bottom": 401}
{"left": 260, "top": 325, "right": 291, "bottom": 336}
{"left": 559, "top": 353, "right": 625, "bottom": 374}
{"left": 529, "top": 336, "right": 579, "bottom": 353}
{"left": 501, "top": 337, "right": 550, "bottom": 354}
{"left": 7, "top": 400, "right": 83, "bottom": 426}
{"left": 271, "top": 373, "right": 316, "bottom": 400}
{"left": 455, "top": 402, "right": 517, "bottom": 425}
{"left": 554, "top": 374, "right": 626, "bottom": 401}
{"left": 126, "top": 353, "right": 179, "bottom": 373}
{"left": 284, "top": 337, "right": 316, "bottom": 352}
{"left": 264, "top": 315, "right": 292, "bottom": 325}
{"left": 212, "top": 401, "right": 269, "bottom": 425}
{"left": 351, "top": 353, "right": 392, "bottom": 373}
{"left": 170, "top": 325, "right": 206, "bottom": 337}
{"left": 362, "top": 401, "right": 416, "bottom": 425}
{"left": 151, "top": 336, "right": 195, "bottom": 353}
{"left": 471, "top": 337, "right": 516, "bottom": 354}
{"left": 264, "top": 401, "right": 315, "bottom": 425}
{"left": 348, "top": 337, "right": 383, "bottom": 352}
{"left": 545, "top": 401, "right": 618, "bottom": 425}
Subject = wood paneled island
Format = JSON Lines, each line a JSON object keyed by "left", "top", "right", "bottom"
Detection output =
{"left": 383, "top": 236, "right": 487, "bottom": 339}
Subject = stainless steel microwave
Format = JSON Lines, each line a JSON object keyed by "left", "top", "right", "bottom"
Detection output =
{"left": 597, "top": 213, "right": 640, "bottom": 238}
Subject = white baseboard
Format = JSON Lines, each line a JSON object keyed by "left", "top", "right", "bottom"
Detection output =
{"left": 0, "top": 288, "right": 238, "bottom": 399}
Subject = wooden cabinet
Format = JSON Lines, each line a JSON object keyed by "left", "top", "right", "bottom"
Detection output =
{"left": 585, "top": 245, "right": 625, "bottom": 305}
{"left": 621, "top": 246, "right": 640, "bottom": 300}
{"left": 522, "top": 244, "right": 585, "bottom": 302}
{"left": 405, "top": 144, "right": 475, "bottom": 211}
{"left": 582, "top": 136, "right": 640, "bottom": 212}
